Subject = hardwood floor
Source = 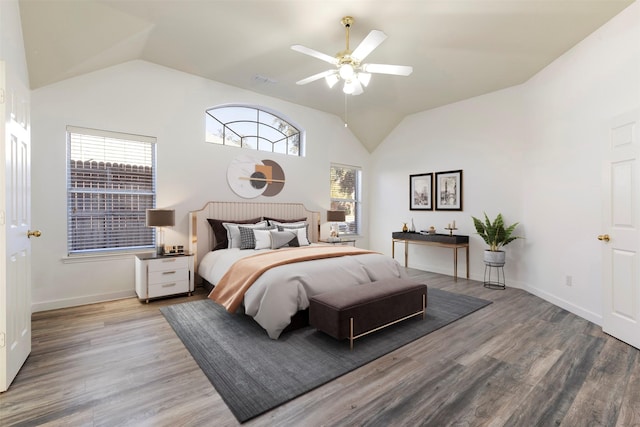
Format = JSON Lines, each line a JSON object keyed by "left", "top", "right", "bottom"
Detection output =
{"left": 1, "top": 269, "right": 639, "bottom": 426}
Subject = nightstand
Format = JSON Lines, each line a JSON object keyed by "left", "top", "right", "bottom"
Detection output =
{"left": 135, "top": 253, "right": 194, "bottom": 303}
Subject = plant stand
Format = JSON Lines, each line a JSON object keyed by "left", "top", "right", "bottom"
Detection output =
{"left": 483, "top": 262, "right": 505, "bottom": 290}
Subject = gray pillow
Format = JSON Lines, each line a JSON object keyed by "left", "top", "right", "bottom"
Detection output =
{"left": 269, "top": 230, "right": 297, "bottom": 249}
{"left": 277, "top": 223, "right": 310, "bottom": 246}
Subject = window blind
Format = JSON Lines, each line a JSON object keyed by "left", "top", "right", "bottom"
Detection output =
{"left": 67, "top": 126, "right": 157, "bottom": 254}
{"left": 330, "top": 164, "right": 362, "bottom": 235}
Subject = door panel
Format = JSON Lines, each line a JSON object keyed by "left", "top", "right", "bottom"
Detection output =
{"left": 603, "top": 109, "right": 639, "bottom": 350}
{"left": 1, "top": 60, "right": 32, "bottom": 392}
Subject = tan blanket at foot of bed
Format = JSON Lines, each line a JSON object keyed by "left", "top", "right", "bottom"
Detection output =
{"left": 209, "top": 246, "right": 375, "bottom": 312}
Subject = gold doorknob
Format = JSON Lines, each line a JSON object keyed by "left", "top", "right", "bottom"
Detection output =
{"left": 597, "top": 234, "right": 610, "bottom": 242}
{"left": 27, "top": 230, "right": 42, "bottom": 238}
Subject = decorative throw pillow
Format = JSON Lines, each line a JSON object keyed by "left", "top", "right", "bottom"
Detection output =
{"left": 253, "top": 229, "right": 272, "bottom": 250}
{"left": 207, "top": 217, "right": 262, "bottom": 251}
{"left": 224, "top": 221, "right": 268, "bottom": 249}
{"left": 277, "top": 223, "right": 310, "bottom": 246}
{"left": 239, "top": 226, "right": 261, "bottom": 250}
{"left": 269, "top": 230, "right": 297, "bottom": 249}
{"left": 264, "top": 217, "right": 307, "bottom": 227}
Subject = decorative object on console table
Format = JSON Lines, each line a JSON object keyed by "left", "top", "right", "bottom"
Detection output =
{"left": 444, "top": 219, "right": 457, "bottom": 236}
{"left": 471, "top": 212, "right": 522, "bottom": 290}
{"left": 326, "top": 210, "right": 346, "bottom": 242}
{"left": 435, "top": 170, "right": 463, "bottom": 211}
{"left": 135, "top": 253, "right": 194, "bottom": 303}
{"left": 146, "top": 208, "right": 175, "bottom": 255}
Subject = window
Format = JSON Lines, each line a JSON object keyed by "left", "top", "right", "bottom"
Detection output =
{"left": 330, "top": 164, "right": 362, "bottom": 235}
{"left": 205, "top": 105, "right": 303, "bottom": 156}
{"left": 67, "top": 126, "right": 156, "bottom": 255}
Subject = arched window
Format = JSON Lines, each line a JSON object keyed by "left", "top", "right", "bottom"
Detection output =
{"left": 205, "top": 105, "right": 303, "bottom": 156}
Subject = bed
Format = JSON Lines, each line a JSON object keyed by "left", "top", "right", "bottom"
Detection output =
{"left": 189, "top": 201, "right": 407, "bottom": 339}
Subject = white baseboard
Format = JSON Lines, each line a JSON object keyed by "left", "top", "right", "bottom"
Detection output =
{"left": 31, "top": 290, "right": 136, "bottom": 313}
{"left": 406, "top": 262, "right": 602, "bottom": 326}
{"left": 521, "top": 284, "right": 603, "bottom": 326}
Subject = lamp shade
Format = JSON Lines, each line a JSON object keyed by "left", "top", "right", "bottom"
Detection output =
{"left": 327, "top": 210, "right": 346, "bottom": 222}
{"left": 146, "top": 209, "right": 175, "bottom": 227}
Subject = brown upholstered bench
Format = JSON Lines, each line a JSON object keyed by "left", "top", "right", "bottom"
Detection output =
{"left": 309, "top": 278, "right": 427, "bottom": 350}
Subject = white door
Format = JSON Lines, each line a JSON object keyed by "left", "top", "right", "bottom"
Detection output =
{"left": 0, "top": 60, "right": 34, "bottom": 392}
{"left": 602, "top": 109, "right": 640, "bottom": 350}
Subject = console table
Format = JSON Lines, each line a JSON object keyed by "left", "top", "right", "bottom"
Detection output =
{"left": 391, "top": 232, "right": 469, "bottom": 281}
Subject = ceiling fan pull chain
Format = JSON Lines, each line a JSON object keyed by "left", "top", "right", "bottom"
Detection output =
{"left": 344, "top": 94, "right": 349, "bottom": 128}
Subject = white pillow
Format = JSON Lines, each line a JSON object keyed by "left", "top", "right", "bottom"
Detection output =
{"left": 253, "top": 229, "right": 272, "bottom": 250}
{"left": 223, "top": 221, "right": 268, "bottom": 249}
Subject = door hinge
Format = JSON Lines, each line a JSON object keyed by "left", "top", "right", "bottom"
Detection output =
{"left": 0, "top": 332, "right": 5, "bottom": 348}
{"left": 0, "top": 89, "right": 4, "bottom": 104}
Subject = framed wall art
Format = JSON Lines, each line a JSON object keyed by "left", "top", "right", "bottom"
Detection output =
{"left": 435, "top": 170, "right": 463, "bottom": 211}
{"left": 410, "top": 173, "right": 433, "bottom": 211}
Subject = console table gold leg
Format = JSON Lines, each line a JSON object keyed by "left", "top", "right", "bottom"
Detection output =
{"left": 404, "top": 241, "right": 408, "bottom": 267}
{"left": 466, "top": 246, "right": 470, "bottom": 279}
{"left": 454, "top": 247, "right": 458, "bottom": 281}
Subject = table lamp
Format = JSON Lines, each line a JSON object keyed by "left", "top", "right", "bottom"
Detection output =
{"left": 326, "top": 210, "right": 346, "bottom": 242}
{"left": 146, "top": 208, "right": 175, "bottom": 255}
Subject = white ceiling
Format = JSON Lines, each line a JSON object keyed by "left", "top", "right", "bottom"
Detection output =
{"left": 18, "top": 0, "right": 634, "bottom": 151}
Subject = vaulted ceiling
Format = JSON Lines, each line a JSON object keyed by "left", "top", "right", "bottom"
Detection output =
{"left": 18, "top": 0, "right": 634, "bottom": 151}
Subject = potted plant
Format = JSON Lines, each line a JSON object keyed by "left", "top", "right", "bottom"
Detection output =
{"left": 471, "top": 213, "right": 521, "bottom": 266}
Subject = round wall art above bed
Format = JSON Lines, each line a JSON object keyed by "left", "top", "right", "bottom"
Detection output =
{"left": 227, "top": 155, "right": 286, "bottom": 198}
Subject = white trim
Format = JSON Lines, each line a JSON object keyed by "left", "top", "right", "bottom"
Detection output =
{"left": 31, "top": 290, "right": 136, "bottom": 313}
{"left": 523, "top": 283, "right": 603, "bottom": 326}
{"left": 66, "top": 125, "right": 156, "bottom": 143}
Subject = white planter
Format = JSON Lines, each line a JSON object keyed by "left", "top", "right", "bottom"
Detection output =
{"left": 484, "top": 250, "right": 506, "bottom": 266}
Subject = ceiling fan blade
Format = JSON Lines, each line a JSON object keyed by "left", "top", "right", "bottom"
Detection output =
{"left": 351, "top": 30, "right": 387, "bottom": 62}
{"left": 362, "top": 63, "right": 413, "bottom": 76}
{"left": 296, "top": 69, "right": 337, "bottom": 85}
{"left": 291, "top": 45, "right": 339, "bottom": 65}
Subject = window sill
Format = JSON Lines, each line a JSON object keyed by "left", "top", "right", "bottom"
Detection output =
{"left": 61, "top": 250, "right": 155, "bottom": 264}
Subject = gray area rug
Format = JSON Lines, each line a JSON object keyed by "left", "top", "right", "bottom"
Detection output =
{"left": 160, "top": 288, "right": 491, "bottom": 423}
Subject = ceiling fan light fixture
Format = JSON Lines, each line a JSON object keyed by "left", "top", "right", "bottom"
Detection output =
{"left": 325, "top": 73, "right": 340, "bottom": 88}
{"left": 339, "top": 63, "right": 355, "bottom": 80}
{"left": 343, "top": 80, "right": 355, "bottom": 94}
{"left": 357, "top": 72, "right": 371, "bottom": 87}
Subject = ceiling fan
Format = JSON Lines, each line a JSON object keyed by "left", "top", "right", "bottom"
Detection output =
{"left": 291, "top": 16, "right": 413, "bottom": 96}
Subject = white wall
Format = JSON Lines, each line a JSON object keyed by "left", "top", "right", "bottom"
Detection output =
{"left": 370, "top": 86, "right": 527, "bottom": 282}
{"left": 30, "top": 60, "right": 369, "bottom": 311}
{"left": 521, "top": 1, "right": 639, "bottom": 323}
{"left": 371, "top": 2, "right": 639, "bottom": 325}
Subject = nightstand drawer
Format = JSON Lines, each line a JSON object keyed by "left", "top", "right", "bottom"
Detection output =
{"left": 148, "top": 268, "right": 189, "bottom": 285}
{"left": 148, "top": 279, "right": 190, "bottom": 299}
{"left": 148, "top": 256, "right": 188, "bottom": 272}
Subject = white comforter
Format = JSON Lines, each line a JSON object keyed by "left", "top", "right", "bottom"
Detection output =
{"left": 198, "top": 246, "right": 407, "bottom": 339}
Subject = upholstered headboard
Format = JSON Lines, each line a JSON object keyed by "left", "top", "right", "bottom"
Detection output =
{"left": 189, "top": 201, "right": 320, "bottom": 283}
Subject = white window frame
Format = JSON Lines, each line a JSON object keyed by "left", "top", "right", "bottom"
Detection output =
{"left": 205, "top": 104, "right": 304, "bottom": 156}
{"left": 330, "top": 163, "right": 362, "bottom": 236}
{"left": 66, "top": 126, "right": 157, "bottom": 255}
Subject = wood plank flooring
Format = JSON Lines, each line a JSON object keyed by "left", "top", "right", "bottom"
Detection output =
{"left": 1, "top": 269, "right": 639, "bottom": 426}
